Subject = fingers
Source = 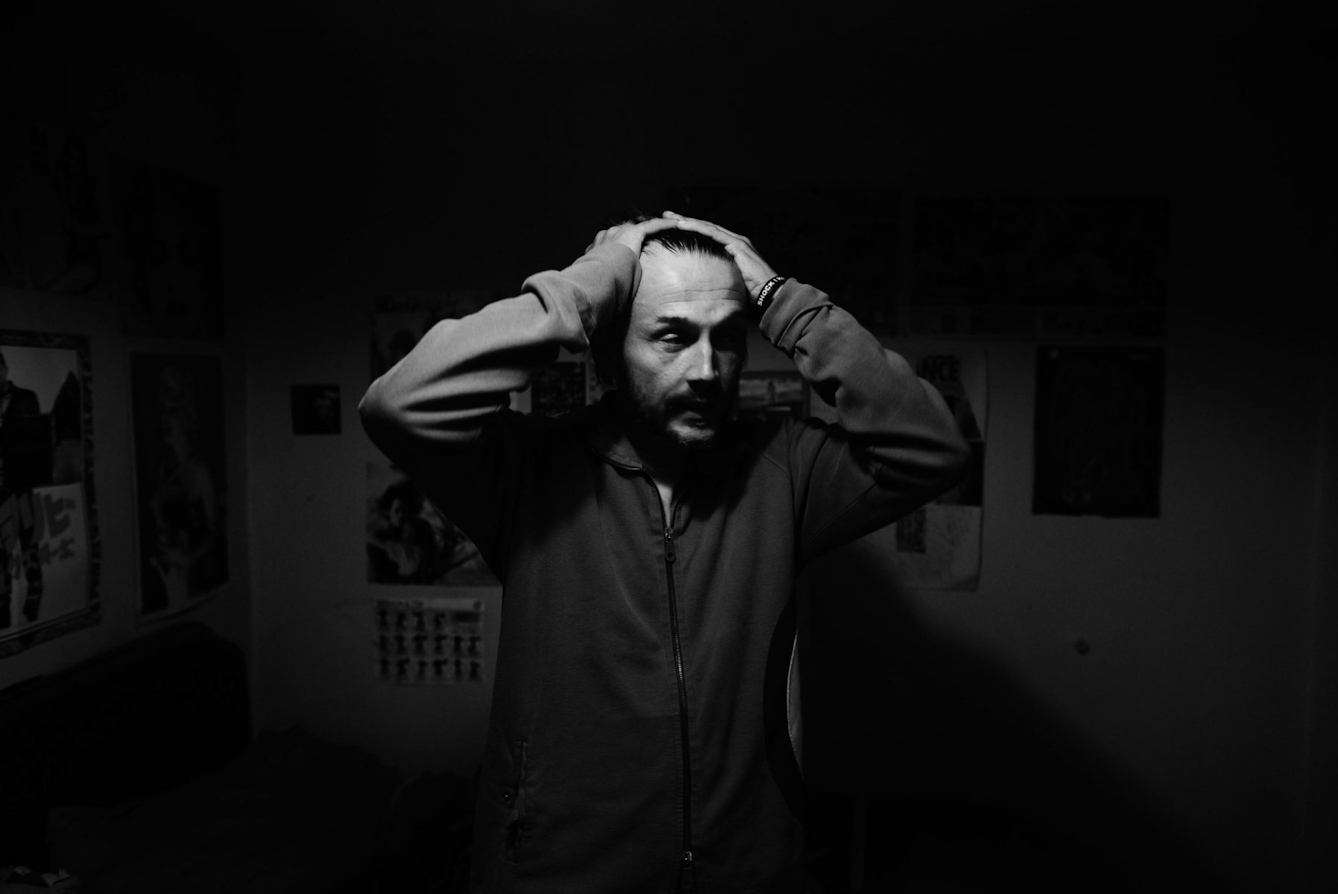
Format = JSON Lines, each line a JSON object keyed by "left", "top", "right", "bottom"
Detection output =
{"left": 588, "top": 217, "right": 679, "bottom": 252}
{"left": 637, "top": 216, "right": 682, "bottom": 235}
{"left": 662, "top": 211, "right": 750, "bottom": 247}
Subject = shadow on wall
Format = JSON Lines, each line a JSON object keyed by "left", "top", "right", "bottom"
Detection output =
{"left": 798, "top": 539, "right": 1234, "bottom": 894}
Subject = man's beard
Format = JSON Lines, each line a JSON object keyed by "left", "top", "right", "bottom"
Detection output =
{"left": 617, "top": 384, "right": 736, "bottom": 460}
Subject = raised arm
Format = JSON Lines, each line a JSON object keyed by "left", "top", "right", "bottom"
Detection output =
{"left": 357, "top": 218, "right": 679, "bottom": 568}
{"left": 665, "top": 211, "right": 972, "bottom": 559}
{"left": 360, "top": 218, "right": 681, "bottom": 453}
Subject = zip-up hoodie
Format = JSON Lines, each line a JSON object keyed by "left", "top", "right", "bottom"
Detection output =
{"left": 360, "top": 242, "right": 971, "bottom": 893}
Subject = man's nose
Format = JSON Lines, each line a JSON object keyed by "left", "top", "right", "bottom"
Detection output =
{"left": 685, "top": 339, "right": 718, "bottom": 382}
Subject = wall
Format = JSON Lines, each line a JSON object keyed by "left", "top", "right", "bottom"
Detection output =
{"left": 0, "top": 7, "right": 252, "bottom": 695}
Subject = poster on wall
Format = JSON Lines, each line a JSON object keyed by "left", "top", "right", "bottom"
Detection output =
{"left": 367, "top": 462, "right": 497, "bottom": 586}
{"left": 374, "top": 594, "right": 485, "bottom": 685}
{"left": 887, "top": 347, "right": 988, "bottom": 590}
{"left": 130, "top": 354, "right": 228, "bottom": 622}
{"left": 1033, "top": 345, "right": 1163, "bottom": 517}
{"left": 0, "top": 122, "right": 118, "bottom": 300}
{"left": 0, "top": 330, "right": 100, "bottom": 657}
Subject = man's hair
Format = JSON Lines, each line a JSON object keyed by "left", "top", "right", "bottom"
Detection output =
{"left": 589, "top": 224, "right": 737, "bottom": 389}
{"left": 642, "top": 228, "right": 733, "bottom": 265}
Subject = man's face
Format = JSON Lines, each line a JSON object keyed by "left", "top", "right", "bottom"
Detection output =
{"left": 620, "top": 246, "right": 749, "bottom": 450}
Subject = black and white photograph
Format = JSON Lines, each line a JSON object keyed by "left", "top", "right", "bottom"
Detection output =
{"left": 1, "top": 4, "right": 1331, "bottom": 894}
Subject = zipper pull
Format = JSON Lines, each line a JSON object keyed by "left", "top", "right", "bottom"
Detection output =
{"left": 679, "top": 850, "right": 695, "bottom": 890}
{"left": 664, "top": 527, "right": 676, "bottom": 563}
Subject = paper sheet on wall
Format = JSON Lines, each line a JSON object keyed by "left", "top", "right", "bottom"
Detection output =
{"left": 374, "top": 595, "right": 485, "bottom": 685}
{"left": 888, "top": 347, "right": 987, "bottom": 590}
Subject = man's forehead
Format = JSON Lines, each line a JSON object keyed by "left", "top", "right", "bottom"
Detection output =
{"left": 635, "top": 248, "right": 748, "bottom": 307}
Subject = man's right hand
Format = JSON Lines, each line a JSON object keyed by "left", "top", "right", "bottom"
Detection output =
{"left": 584, "top": 217, "right": 680, "bottom": 256}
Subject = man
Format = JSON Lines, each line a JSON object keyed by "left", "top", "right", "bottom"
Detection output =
{"left": 360, "top": 213, "right": 970, "bottom": 893}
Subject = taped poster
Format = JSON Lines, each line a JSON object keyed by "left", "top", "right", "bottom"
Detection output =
{"left": 889, "top": 347, "right": 987, "bottom": 590}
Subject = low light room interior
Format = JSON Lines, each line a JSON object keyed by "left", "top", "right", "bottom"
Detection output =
{"left": 1, "top": 1, "right": 1333, "bottom": 892}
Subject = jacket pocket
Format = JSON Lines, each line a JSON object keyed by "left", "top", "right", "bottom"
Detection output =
{"left": 501, "top": 738, "right": 530, "bottom": 864}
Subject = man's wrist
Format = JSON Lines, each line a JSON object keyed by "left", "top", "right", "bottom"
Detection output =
{"left": 751, "top": 276, "right": 788, "bottom": 318}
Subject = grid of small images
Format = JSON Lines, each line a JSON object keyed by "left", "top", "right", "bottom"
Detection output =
{"left": 374, "top": 595, "right": 485, "bottom": 685}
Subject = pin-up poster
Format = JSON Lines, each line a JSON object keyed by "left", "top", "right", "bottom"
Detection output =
{"left": 0, "top": 330, "right": 100, "bottom": 657}
{"left": 131, "top": 354, "right": 228, "bottom": 622}
{"left": 889, "top": 347, "right": 988, "bottom": 590}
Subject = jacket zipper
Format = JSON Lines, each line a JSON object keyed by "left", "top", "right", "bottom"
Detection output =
{"left": 661, "top": 500, "right": 695, "bottom": 890}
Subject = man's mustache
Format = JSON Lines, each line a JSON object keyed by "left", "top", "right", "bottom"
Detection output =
{"left": 666, "top": 391, "right": 727, "bottom": 413}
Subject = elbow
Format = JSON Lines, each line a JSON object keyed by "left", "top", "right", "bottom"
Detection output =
{"left": 909, "top": 426, "right": 974, "bottom": 504}
{"left": 358, "top": 378, "right": 402, "bottom": 446}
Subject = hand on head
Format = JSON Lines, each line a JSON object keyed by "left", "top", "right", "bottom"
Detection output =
{"left": 660, "top": 211, "right": 778, "bottom": 301}
{"left": 585, "top": 217, "right": 682, "bottom": 256}
{"left": 586, "top": 212, "right": 778, "bottom": 305}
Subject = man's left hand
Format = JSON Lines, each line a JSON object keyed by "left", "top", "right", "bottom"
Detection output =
{"left": 661, "top": 211, "right": 779, "bottom": 301}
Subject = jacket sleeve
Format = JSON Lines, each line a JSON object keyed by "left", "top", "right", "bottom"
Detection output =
{"left": 358, "top": 242, "right": 639, "bottom": 573}
{"left": 758, "top": 280, "right": 973, "bottom": 562}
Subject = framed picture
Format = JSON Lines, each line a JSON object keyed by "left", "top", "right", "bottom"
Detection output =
{"left": 1, "top": 329, "right": 100, "bottom": 656}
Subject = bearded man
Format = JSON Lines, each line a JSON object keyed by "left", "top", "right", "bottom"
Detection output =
{"left": 360, "top": 212, "right": 970, "bottom": 893}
